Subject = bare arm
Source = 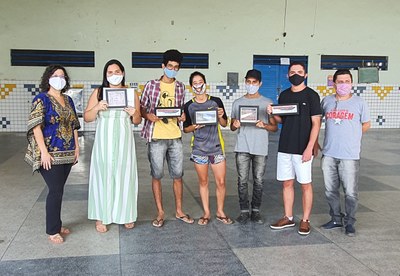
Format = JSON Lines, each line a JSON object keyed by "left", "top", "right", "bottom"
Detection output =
{"left": 302, "top": 115, "right": 321, "bottom": 162}
{"left": 32, "top": 125, "right": 54, "bottom": 170}
{"left": 84, "top": 89, "right": 107, "bottom": 122}
{"left": 362, "top": 121, "right": 371, "bottom": 133}
{"left": 230, "top": 118, "right": 240, "bottom": 131}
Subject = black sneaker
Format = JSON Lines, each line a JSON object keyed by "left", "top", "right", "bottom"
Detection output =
{"left": 236, "top": 212, "right": 250, "bottom": 224}
{"left": 250, "top": 211, "right": 263, "bottom": 224}
{"left": 321, "top": 220, "right": 343, "bottom": 230}
{"left": 345, "top": 224, "right": 356, "bottom": 237}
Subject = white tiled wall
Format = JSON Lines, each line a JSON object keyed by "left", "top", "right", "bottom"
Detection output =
{"left": 0, "top": 80, "right": 399, "bottom": 132}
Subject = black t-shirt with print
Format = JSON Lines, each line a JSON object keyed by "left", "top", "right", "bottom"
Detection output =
{"left": 278, "top": 87, "right": 321, "bottom": 155}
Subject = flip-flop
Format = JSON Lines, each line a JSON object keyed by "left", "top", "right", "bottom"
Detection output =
{"left": 152, "top": 218, "right": 164, "bottom": 228}
{"left": 124, "top": 222, "right": 135, "bottom": 229}
{"left": 176, "top": 214, "right": 195, "bottom": 224}
{"left": 48, "top": 233, "right": 64, "bottom": 244}
{"left": 60, "top": 227, "right": 70, "bottom": 235}
{"left": 216, "top": 216, "right": 233, "bottom": 225}
{"left": 198, "top": 217, "right": 210, "bottom": 226}
{"left": 95, "top": 221, "right": 108, "bottom": 233}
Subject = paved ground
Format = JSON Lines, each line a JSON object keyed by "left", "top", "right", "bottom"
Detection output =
{"left": 0, "top": 129, "right": 399, "bottom": 275}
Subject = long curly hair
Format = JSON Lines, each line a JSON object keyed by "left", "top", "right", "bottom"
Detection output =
{"left": 39, "top": 64, "right": 70, "bottom": 93}
{"left": 97, "top": 59, "right": 126, "bottom": 101}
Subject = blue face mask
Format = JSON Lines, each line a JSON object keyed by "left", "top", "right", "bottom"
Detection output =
{"left": 164, "top": 67, "right": 178, "bottom": 79}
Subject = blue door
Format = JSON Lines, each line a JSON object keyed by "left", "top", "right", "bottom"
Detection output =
{"left": 253, "top": 55, "right": 309, "bottom": 103}
{"left": 254, "top": 64, "right": 290, "bottom": 103}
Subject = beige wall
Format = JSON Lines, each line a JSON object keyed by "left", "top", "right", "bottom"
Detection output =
{"left": 1, "top": 0, "right": 399, "bottom": 83}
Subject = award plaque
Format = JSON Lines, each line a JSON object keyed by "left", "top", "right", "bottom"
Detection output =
{"left": 103, "top": 88, "right": 127, "bottom": 108}
{"left": 155, "top": 107, "right": 182, "bottom": 118}
{"left": 194, "top": 109, "right": 218, "bottom": 125}
{"left": 103, "top": 88, "right": 135, "bottom": 108}
{"left": 271, "top": 103, "right": 299, "bottom": 115}
{"left": 239, "top": 105, "right": 259, "bottom": 124}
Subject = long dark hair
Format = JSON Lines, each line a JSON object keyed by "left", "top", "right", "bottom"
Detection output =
{"left": 97, "top": 59, "right": 125, "bottom": 101}
{"left": 39, "top": 64, "right": 70, "bottom": 93}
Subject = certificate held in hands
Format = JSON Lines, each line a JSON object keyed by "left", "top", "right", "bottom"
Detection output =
{"left": 271, "top": 103, "right": 299, "bottom": 116}
{"left": 103, "top": 88, "right": 135, "bottom": 108}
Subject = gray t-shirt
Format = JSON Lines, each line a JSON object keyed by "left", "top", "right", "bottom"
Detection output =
{"left": 321, "top": 94, "right": 370, "bottom": 160}
{"left": 231, "top": 95, "right": 273, "bottom": 156}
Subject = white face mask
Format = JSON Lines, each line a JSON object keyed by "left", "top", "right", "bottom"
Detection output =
{"left": 107, "top": 74, "right": 124, "bottom": 86}
{"left": 245, "top": 84, "right": 259, "bottom": 95}
{"left": 192, "top": 83, "right": 206, "bottom": 95}
{"left": 49, "top": 77, "right": 66, "bottom": 91}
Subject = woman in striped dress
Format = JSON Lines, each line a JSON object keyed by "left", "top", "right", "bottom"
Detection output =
{"left": 84, "top": 60, "right": 141, "bottom": 232}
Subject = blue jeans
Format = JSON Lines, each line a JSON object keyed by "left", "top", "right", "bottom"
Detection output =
{"left": 321, "top": 156, "right": 360, "bottom": 226}
{"left": 148, "top": 139, "right": 183, "bottom": 179}
{"left": 236, "top": 152, "right": 267, "bottom": 211}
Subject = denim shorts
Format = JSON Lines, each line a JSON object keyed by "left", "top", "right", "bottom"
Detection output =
{"left": 190, "top": 153, "right": 225, "bottom": 165}
{"left": 148, "top": 139, "right": 183, "bottom": 179}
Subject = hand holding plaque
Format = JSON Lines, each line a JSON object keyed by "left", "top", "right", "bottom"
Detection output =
{"left": 271, "top": 103, "right": 299, "bottom": 116}
{"left": 239, "top": 105, "right": 259, "bottom": 124}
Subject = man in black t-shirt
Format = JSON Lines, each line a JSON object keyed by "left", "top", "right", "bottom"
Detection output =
{"left": 268, "top": 62, "right": 321, "bottom": 235}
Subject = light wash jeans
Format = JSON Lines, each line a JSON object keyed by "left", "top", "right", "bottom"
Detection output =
{"left": 148, "top": 138, "right": 183, "bottom": 179}
{"left": 321, "top": 156, "right": 360, "bottom": 226}
{"left": 236, "top": 152, "right": 267, "bottom": 211}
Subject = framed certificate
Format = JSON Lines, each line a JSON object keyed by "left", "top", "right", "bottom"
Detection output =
{"left": 103, "top": 88, "right": 135, "bottom": 108}
{"left": 271, "top": 103, "right": 299, "bottom": 115}
{"left": 194, "top": 109, "right": 218, "bottom": 125}
{"left": 155, "top": 107, "right": 182, "bottom": 118}
{"left": 239, "top": 105, "right": 259, "bottom": 124}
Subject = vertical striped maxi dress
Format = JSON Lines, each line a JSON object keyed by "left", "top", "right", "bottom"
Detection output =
{"left": 88, "top": 109, "right": 138, "bottom": 224}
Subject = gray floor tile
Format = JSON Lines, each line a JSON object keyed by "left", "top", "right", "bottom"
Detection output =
{"left": 339, "top": 240, "right": 400, "bottom": 275}
{"left": 0, "top": 254, "right": 120, "bottom": 276}
{"left": 119, "top": 220, "right": 229, "bottom": 254}
{"left": 234, "top": 244, "right": 376, "bottom": 276}
{"left": 121, "top": 250, "right": 249, "bottom": 276}
{"left": 216, "top": 216, "right": 332, "bottom": 249}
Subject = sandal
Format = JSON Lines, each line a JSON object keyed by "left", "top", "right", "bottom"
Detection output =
{"left": 95, "top": 221, "right": 108, "bottom": 233}
{"left": 176, "top": 214, "right": 194, "bottom": 224}
{"left": 48, "top": 233, "right": 64, "bottom": 244}
{"left": 152, "top": 218, "right": 164, "bottom": 228}
{"left": 216, "top": 216, "right": 233, "bottom": 225}
{"left": 198, "top": 217, "right": 210, "bottom": 226}
{"left": 60, "top": 227, "right": 70, "bottom": 235}
{"left": 124, "top": 222, "right": 135, "bottom": 229}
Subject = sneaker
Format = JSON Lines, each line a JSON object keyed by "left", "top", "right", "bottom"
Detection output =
{"left": 321, "top": 220, "right": 343, "bottom": 230}
{"left": 298, "top": 220, "right": 311, "bottom": 235}
{"left": 250, "top": 211, "right": 263, "bottom": 224}
{"left": 236, "top": 212, "right": 250, "bottom": 224}
{"left": 345, "top": 224, "right": 356, "bottom": 237}
{"left": 270, "top": 216, "right": 295, "bottom": 230}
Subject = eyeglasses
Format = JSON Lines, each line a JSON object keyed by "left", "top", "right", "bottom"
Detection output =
{"left": 166, "top": 64, "right": 180, "bottom": 71}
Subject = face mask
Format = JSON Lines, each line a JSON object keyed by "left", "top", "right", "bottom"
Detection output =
{"left": 192, "top": 84, "right": 206, "bottom": 95}
{"left": 49, "top": 77, "right": 66, "bottom": 91}
{"left": 336, "top": 83, "right": 352, "bottom": 96}
{"left": 289, "top": 74, "right": 305, "bottom": 86}
{"left": 107, "top": 74, "right": 123, "bottom": 86}
{"left": 164, "top": 67, "right": 178, "bottom": 79}
{"left": 245, "top": 84, "right": 259, "bottom": 95}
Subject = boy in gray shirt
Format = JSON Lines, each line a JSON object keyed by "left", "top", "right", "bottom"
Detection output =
{"left": 231, "top": 69, "right": 278, "bottom": 224}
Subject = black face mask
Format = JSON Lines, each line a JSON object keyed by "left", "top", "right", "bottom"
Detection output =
{"left": 289, "top": 74, "right": 305, "bottom": 86}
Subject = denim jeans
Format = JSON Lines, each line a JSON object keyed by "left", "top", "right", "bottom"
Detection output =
{"left": 321, "top": 156, "right": 360, "bottom": 226}
{"left": 148, "top": 139, "right": 183, "bottom": 179}
{"left": 236, "top": 152, "right": 267, "bottom": 211}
